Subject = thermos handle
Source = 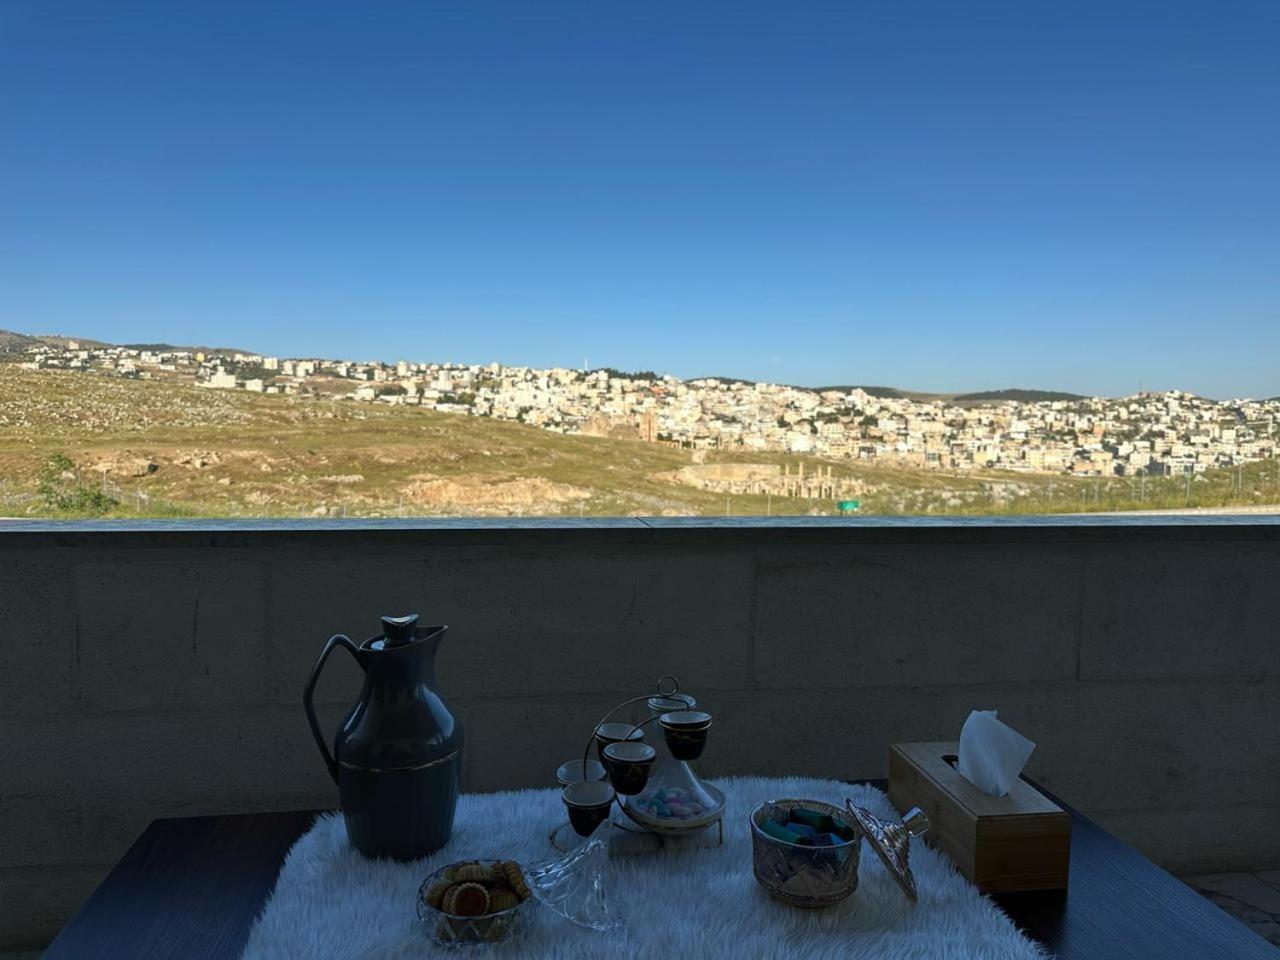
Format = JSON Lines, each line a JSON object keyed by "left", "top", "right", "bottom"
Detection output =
{"left": 303, "top": 633, "right": 363, "bottom": 785}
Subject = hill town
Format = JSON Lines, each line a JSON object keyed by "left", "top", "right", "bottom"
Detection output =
{"left": 10, "top": 332, "right": 1279, "bottom": 481}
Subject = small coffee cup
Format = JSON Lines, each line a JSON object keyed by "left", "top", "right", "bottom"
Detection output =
{"left": 601, "top": 741, "right": 657, "bottom": 796}
{"left": 561, "top": 779, "right": 617, "bottom": 837}
{"left": 593, "top": 721, "right": 644, "bottom": 763}
{"left": 556, "top": 758, "right": 607, "bottom": 788}
{"left": 660, "top": 710, "right": 712, "bottom": 761}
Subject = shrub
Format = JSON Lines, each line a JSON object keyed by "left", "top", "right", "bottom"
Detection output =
{"left": 37, "top": 453, "right": 118, "bottom": 516}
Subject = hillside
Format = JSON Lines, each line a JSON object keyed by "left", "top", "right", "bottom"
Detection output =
{"left": 0, "top": 366, "right": 835, "bottom": 518}
{"left": 0, "top": 329, "right": 43, "bottom": 355}
{"left": 0, "top": 326, "right": 248, "bottom": 356}
{"left": 809, "top": 385, "right": 913, "bottom": 399}
{"left": 808, "top": 385, "right": 1090, "bottom": 403}
{"left": 119, "top": 341, "right": 251, "bottom": 354}
{"left": 0, "top": 367, "right": 1275, "bottom": 519}
{"left": 952, "top": 388, "right": 1088, "bottom": 403}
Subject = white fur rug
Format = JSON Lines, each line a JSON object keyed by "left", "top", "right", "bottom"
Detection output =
{"left": 242, "top": 776, "right": 1048, "bottom": 959}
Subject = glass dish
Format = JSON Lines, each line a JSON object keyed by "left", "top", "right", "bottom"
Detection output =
{"left": 415, "top": 859, "right": 532, "bottom": 946}
{"left": 618, "top": 695, "right": 724, "bottom": 834}
{"left": 526, "top": 836, "right": 623, "bottom": 931}
{"left": 749, "top": 798, "right": 862, "bottom": 908}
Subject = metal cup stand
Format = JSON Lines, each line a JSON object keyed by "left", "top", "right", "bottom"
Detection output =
{"left": 553, "top": 675, "right": 724, "bottom": 852}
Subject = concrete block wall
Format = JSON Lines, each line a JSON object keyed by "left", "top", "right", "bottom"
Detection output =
{"left": 1, "top": 517, "right": 1278, "bottom": 950}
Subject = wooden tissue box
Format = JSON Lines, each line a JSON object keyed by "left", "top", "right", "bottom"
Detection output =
{"left": 888, "top": 741, "right": 1070, "bottom": 893}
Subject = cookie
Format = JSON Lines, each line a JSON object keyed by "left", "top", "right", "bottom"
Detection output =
{"left": 423, "top": 881, "right": 452, "bottom": 910}
{"left": 443, "top": 881, "right": 490, "bottom": 917}
{"left": 452, "top": 862, "right": 489, "bottom": 883}
{"left": 440, "top": 883, "right": 461, "bottom": 914}
{"left": 489, "top": 890, "right": 520, "bottom": 913}
{"left": 502, "top": 861, "right": 531, "bottom": 900}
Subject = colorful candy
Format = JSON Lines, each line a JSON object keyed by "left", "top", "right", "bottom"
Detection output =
{"left": 759, "top": 806, "right": 859, "bottom": 846}
{"left": 631, "top": 786, "right": 710, "bottom": 819}
{"left": 761, "top": 819, "right": 802, "bottom": 844}
{"left": 799, "top": 832, "right": 839, "bottom": 847}
{"left": 789, "top": 807, "right": 834, "bottom": 832}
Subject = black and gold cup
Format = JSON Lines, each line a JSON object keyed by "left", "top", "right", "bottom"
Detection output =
{"left": 561, "top": 779, "right": 617, "bottom": 837}
{"left": 593, "top": 721, "right": 645, "bottom": 763}
{"left": 601, "top": 740, "right": 657, "bottom": 796}
{"left": 659, "top": 710, "right": 712, "bottom": 761}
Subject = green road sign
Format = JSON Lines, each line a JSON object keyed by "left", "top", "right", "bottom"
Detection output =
{"left": 837, "top": 499, "right": 860, "bottom": 513}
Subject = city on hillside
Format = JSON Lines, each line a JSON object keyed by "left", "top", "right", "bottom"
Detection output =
{"left": 12, "top": 334, "right": 1280, "bottom": 481}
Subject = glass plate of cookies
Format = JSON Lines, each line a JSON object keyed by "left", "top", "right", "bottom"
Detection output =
{"left": 416, "top": 858, "right": 534, "bottom": 946}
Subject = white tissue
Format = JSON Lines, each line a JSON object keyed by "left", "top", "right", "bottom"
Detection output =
{"left": 957, "top": 709, "right": 1036, "bottom": 797}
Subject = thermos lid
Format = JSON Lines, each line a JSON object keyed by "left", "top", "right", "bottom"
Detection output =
{"left": 380, "top": 614, "right": 419, "bottom": 646}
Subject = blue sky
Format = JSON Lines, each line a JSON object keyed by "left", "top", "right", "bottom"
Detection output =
{"left": 2, "top": 1, "right": 1277, "bottom": 397}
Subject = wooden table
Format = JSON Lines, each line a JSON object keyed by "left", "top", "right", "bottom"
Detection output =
{"left": 43, "top": 782, "right": 1275, "bottom": 959}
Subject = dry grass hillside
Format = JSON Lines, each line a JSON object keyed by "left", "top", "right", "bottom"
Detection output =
{"left": 2, "top": 366, "right": 1276, "bottom": 518}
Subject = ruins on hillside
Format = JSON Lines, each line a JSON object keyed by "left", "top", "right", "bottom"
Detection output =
{"left": 665, "top": 462, "right": 862, "bottom": 500}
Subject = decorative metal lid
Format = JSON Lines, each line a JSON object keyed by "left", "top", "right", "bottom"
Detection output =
{"left": 845, "top": 801, "right": 929, "bottom": 901}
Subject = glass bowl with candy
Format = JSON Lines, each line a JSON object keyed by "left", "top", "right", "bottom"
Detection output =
{"left": 749, "top": 798, "right": 863, "bottom": 907}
